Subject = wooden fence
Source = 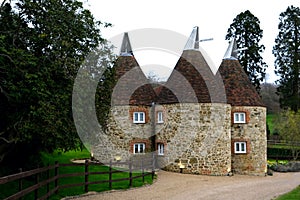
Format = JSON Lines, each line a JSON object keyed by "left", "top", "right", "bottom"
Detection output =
{"left": 0, "top": 157, "right": 155, "bottom": 200}
{"left": 267, "top": 140, "right": 300, "bottom": 147}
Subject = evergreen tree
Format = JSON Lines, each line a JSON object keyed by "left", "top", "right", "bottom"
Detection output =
{"left": 226, "top": 10, "right": 268, "bottom": 92}
{"left": 273, "top": 5, "right": 300, "bottom": 112}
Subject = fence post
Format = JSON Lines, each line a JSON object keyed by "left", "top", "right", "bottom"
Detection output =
{"left": 141, "top": 158, "right": 144, "bottom": 183}
{"left": 47, "top": 164, "right": 50, "bottom": 200}
{"left": 35, "top": 167, "right": 39, "bottom": 199}
{"left": 54, "top": 161, "right": 59, "bottom": 194}
{"left": 85, "top": 159, "right": 89, "bottom": 193}
{"left": 18, "top": 168, "right": 23, "bottom": 200}
{"left": 109, "top": 160, "right": 112, "bottom": 189}
{"left": 129, "top": 160, "right": 132, "bottom": 187}
{"left": 152, "top": 153, "right": 155, "bottom": 180}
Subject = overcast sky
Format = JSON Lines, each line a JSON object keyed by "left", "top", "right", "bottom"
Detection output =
{"left": 88, "top": 0, "right": 299, "bottom": 83}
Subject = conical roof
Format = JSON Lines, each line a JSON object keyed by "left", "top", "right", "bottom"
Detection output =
{"left": 157, "top": 27, "right": 226, "bottom": 104}
{"left": 112, "top": 33, "right": 157, "bottom": 106}
{"left": 218, "top": 39, "right": 264, "bottom": 106}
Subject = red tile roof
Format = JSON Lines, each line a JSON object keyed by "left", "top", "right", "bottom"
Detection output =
{"left": 218, "top": 59, "right": 264, "bottom": 106}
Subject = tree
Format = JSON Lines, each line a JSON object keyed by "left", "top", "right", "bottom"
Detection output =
{"left": 260, "top": 83, "right": 280, "bottom": 114}
{"left": 273, "top": 6, "right": 300, "bottom": 112}
{"left": 147, "top": 71, "right": 160, "bottom": 83}
{"left": 274, "top": 109, "right": 300, "bottom": 160}
{"left": 226, "top": 10, "right": 268, "bottom": 92}
{"left": 0, "top": 0, "right": 111, "bottom": 170}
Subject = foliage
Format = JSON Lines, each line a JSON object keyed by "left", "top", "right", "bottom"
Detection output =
{"left": 267, "top": 147, "right": 295, "bottom": 160}
{"left": 96, "top": 55, "right": 116, "bottom": 131}
{"left": 273, "top": 6, "right": 300, "bottom": 112}
{"left": 226, "top": 10, "right": 268, "bottom": 92}
{"left": 261, "top": 83, "right": 280, "bottom": 114}
{"left": 0, "top": 0, "right": 111, "bottom": 169}
{"left": 267, "top": 159, "right": 288, "bottom": 168}
{"left": 273, "top": 109, "right": 300, "bottom": 160}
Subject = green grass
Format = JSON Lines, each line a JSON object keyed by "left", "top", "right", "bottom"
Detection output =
{"left": 0, "top": 149, "right": 155, "bottom": 200}
{"left": 267, "top": 114, "right": 275, "bottom": 134}
{"left": 275, "top": 186, "right": 300, "bottom": 200}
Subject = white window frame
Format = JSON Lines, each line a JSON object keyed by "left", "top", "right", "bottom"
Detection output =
{"left": 133, "top": 112, "right": 145, "bottom": 123}
{"left": 157, "top": 111, "right": 163, "bottom": 123}
{"left": 234, "top": 142, "right": 247, "bottom": 154}
{"left": 157, "top": 143, "right": 164, "bottom": 155}
{"left": 234, "top": 112, "right": 246, "bottom": 123}
{"left": 133, "top": 143, "right": 145, "bottom": 154}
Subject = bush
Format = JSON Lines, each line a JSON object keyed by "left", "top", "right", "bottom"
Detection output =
{"left": 267, "top": 147, "right": 293, "bottom": 160}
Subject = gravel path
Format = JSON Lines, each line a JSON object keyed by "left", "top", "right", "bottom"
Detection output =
{"left": 66, "top": 170, "right": 300, "bottom": 200}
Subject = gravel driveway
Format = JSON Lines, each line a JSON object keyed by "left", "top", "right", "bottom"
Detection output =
{"left": 66, "top": 170, "right": 300, "bottom": 200}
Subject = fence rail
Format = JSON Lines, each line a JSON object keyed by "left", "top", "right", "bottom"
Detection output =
{"left": 267, "top": 140, "right": 300, "bottom": 147}
{"left": 0, "top": 157, "right": 156, "bottom": 200}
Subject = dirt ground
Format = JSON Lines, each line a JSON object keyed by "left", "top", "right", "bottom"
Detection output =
{"left": 65, "top": 170, "right": 300, "bottom": 200}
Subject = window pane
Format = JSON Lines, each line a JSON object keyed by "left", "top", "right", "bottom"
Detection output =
{"left": 236, "top": 143, "right": 239, "bottom": 151}
{"left": 140, "top": 113, "right": 144, "bottom": 121}
{"left": 134, "top": 144, "right": 138, "bottom": 153}
{"left": 235, "top": 113, "right": 239, "bottom": 121}
{"left": 240, "top": 113, "right": 245, "bottom": 122}
{"left": 241, "top": 143, "right": 245, "bottom": 151}
{"left": 158, "top": 112, "right": 163, "bottom": 122}
{"left": 158, "top": 143, "right": 164, "bottom": 155}
{"left": 134, "top": 113, "right": 138, "bottom": 121}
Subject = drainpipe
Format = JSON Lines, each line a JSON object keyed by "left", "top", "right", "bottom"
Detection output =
{"left": 151, "top": 102, "right": 156, "bottom": 152}
{"left": 150, "top": 102, "right": 157, "bottom": 169}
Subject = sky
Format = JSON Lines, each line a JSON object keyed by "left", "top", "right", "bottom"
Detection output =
{"left": 88, "top": 0, "right": 299, "bottom": 83}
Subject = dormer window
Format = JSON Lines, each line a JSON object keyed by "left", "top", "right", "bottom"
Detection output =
{"left": 234, "top": 112, "right": 246, "bottom": 123}
{"left": 133, "top": 112, "right": 145, "bottom": 123}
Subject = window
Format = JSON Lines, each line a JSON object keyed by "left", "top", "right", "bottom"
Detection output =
{"left": 134, "top": 143, "right": 145, "bottom": 154}
{"left": 234, "top": 112, "right": 246, "bottom": 123}
{"left": 157, "top": 143, "right": 164, "bottom": 155}
{"left": 234, "top": 142, "right": 247, "bottom": 154}
{"left": 157, "top": 111, "right": 163, "bottom": 123}
{"left": 133, "top": 112, "right": 145, "bottom": 123}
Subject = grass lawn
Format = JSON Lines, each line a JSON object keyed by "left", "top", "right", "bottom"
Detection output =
{"left": 0, "top": 149, "right": 155, "bottom": 200}
{"left": 275, "top": 186, "right": 300, "bottom": 200}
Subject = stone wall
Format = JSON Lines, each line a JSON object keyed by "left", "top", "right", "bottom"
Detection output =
{"left": 156, "top": 103, "right": 232, "bottom": 175}
{"left": 231, "top": 106, "right": 267, "bottom": 176}
{"left": 93, "top": 104, "right": 267, "bottom": 176}
{"left": 93, "top": 105, "right": 153, "bottom": 163}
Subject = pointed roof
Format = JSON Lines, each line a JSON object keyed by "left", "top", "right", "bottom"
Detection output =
{"left": 112, "top": 32, "right": 157, "bottom": 106}
{"left": 157, "top": 27, "right": 226, "bottom": 104}
{"left": 223, "top": 38, "right": 238, "bottom": 60}
{"left": 120, "top": 32, "right": 133, "bottom": 56}
{"left": 218, "top": 41, "right": 264, "bottom": 106}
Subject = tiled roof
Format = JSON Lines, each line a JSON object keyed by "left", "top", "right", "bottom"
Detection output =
{"left": 218, "top": 59, "right": 264, "bottom": 106}
{"left": 156, "top": 85, "right": 179, "bottom": 104}
{"left": 112, "top": 33, "right": 157, "bottom": 106}
{"left": 113, "top": 31, "right": 264, "bottom": 107}
{"left": 159, "top": 50, "right": 212, "bottom": 103}
{"left": 112, "top": 55, "right": 158, "bottom": 106}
